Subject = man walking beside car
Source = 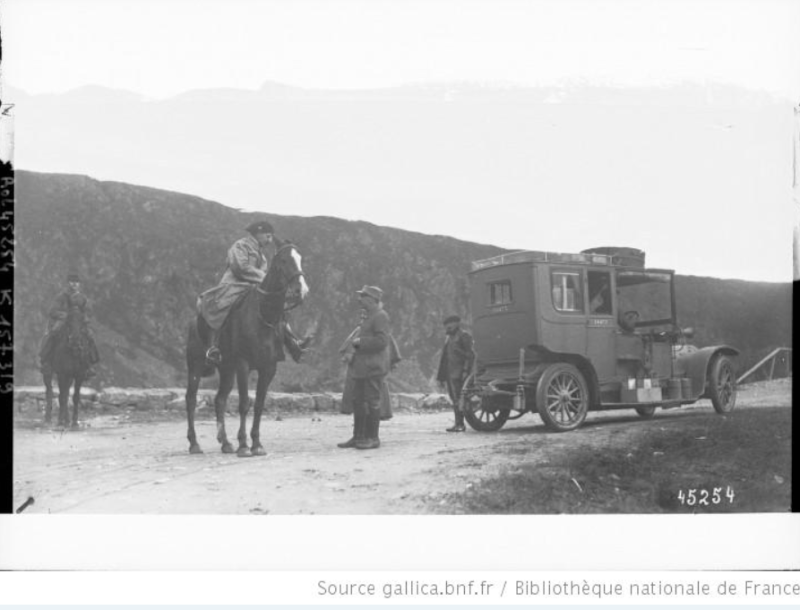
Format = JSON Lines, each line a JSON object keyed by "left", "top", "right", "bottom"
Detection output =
{"left": 436, "top": 315, "right": 475, "bottom": 432}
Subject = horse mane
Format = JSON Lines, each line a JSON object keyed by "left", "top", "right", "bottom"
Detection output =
{"left": 256, "top": 237, "right": 298, "bottom": 324}
{"left": 260, "top": 237, "right": 296, "bottom": 290}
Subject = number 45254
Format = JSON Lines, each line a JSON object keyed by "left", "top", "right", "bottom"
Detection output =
{"left": 678, "top": 487, "right": 735, "bottom": 506}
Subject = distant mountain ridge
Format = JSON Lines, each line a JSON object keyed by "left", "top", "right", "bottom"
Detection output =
{"left": 13, "top": 170, "right": 504, "bottom": 389}
{"left": 13, "top": 171, "right": 791, "bottom": 391}
{"left": 8, "top": 79, "right": 792, "bottom": 284}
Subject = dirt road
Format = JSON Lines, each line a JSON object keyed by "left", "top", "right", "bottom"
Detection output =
{"left": 12, "top": 381, "right": 791, "bottom": 514}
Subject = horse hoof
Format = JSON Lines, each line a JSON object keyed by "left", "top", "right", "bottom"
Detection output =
{"left": 189, "top": 444, "right": 203, "bottom": 455}
{"left": 237, "top": 447, "right": 252, "bottom": 458}
{"left": 252, "top": 446, "right": 267, "bottom": 457}
{"left": 221, "top": 443, "right": 235, "bottom": 454}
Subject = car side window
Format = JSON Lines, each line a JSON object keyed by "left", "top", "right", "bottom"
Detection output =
{"left": 588, "top": 270, "right": 613, "bottom": 315}
{"left": 551, "top": 271, "right": 584, "bottom": 312}
{"left": 489, "top": 280, "right": 512, "bottom": 305}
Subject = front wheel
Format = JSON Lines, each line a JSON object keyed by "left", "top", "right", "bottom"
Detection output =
{"left": 536, "top": 363, "right": 589, "bottom": 432}
{"left": 709, "top": 354, "right": 737, "bottom": 414}
{"left": 461, "top": 374, "right": 510, "bottom": 432}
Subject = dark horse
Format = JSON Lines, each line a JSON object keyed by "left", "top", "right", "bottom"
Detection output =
{"left": 44, "top": 308, "right": 93, "bottom": 428}
{"left": 185, "top": 238, "right": 309, "bottom": 456}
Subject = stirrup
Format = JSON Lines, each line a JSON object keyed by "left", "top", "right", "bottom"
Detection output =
{"left": 205, "top": 346, "right": 222, "bottom": 365}
{"left": 287, "top": 342, "right": 308, "bottom": 363}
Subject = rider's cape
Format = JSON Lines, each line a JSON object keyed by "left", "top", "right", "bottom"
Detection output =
{"left": 197, "top": 235, "right": 269, "bottom": 330}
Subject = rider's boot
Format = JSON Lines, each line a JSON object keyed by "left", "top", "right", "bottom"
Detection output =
{"left": 39, "top": 333, "right": 53, "bottom": 374}
{"left": 284, "top": 324, "right": 313, "bottom": 363}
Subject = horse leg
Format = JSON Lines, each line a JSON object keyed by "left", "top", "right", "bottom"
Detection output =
{"left": 57, "top": 375, "right": 71, "bottom": 428}
{"left": 44, "top": 372, "right": 54, "bottom": 424}
{"left": 185, "top": 372, "right": 203, "bottom": 454}
{"left": 251, "top": 363, "right": 276, "bottom": 457}
{"left": 235, "top": 363, "right": 253, "bottom": 458}
{"left": 215, "top": 367, "right": 236, "bottom": 454}
{"left": 71, "top": 377, "right": 82, "bottom": 429}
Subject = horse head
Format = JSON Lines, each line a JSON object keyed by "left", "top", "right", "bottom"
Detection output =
{"left": 259, "top": 238, "right": 309, "bottom": 311}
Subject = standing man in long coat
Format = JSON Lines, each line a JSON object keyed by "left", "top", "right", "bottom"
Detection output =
{"left": 436, "top": 315, "right": 475, "bottom": 432}
{"left": 347, "top": 285, "right": 391, "bottom": 450}
{"left": 197, "top": 219, "right": 309, "bottom": 365}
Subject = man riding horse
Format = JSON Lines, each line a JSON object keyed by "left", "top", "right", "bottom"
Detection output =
{"left": 39, "top": 272, "right": 100, "bottom": 378}
{"left": 197, "top": 219, "right": 311, "bottom": 365}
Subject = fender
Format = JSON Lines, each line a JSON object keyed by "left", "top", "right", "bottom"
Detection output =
{"left": 526, "top": 349, "right": 601, "bottom": 409}
{"left": 674, "top": 345, "right": 739, "bottom": 400}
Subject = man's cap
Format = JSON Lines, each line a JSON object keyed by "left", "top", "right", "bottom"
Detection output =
{"left": 443, "top": 315, "right": 461, "bottom": 325}
{"left": 245, "top": 219, "right": 275, "bottom": 235}
{"left": 356, "top": 285, "right": 383, "bottom": 301}
{"left": 67, "top": 273, "right": 80, "bottom": 282}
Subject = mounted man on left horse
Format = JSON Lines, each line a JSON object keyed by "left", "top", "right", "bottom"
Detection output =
{"left": 39, "top": 272, "right": 100, "bottom": 379}
{"left": 40, "top": 272, "right": 101, "bottom": 427}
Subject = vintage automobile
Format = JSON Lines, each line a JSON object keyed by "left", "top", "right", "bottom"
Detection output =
{"left": 462, "top": 246, "right": 738, "bottom": 432}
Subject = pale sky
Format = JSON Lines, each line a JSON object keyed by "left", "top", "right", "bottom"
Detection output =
{"left": 4, "top": 0, "right": 800, "bottom": 100}
{"left": 2, "top": 0, "right": 799, "bottom": 282}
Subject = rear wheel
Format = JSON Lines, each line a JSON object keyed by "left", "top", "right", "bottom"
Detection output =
{"left": 461, "top": 374, "right": 510, "bottom": 432}
{"left": 536, "top": 363, "right": 589, "bottom": 432}
{"left": 709, "top": 354, "right": 737, "bottom": 414}
{"left": 635, "top": 406, "right": 656, "bottom": 418}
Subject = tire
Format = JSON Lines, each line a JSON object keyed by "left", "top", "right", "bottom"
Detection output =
{"left": 635, "top": 406, "right": 656, "bottom": 419}
{"left": 461, "top": 375, "right": 510, "bottom": 432}
{"left": 535, "top": 363, "right": 589, "bottom": 432}
{"left": 709, "top": 354, "right": 737, "bottom": 414}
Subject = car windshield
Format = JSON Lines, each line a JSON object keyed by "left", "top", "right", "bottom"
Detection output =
{"left": 616, "top": 272, "right": 673, "bottom": 327}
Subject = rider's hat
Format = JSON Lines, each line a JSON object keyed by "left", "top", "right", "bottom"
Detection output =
{"left": 443, "top": 315, "right": 461, "bottom": 325}
{"left": 67, "top": 272, "right": 80, "bottom": 282}
{"left": 245, "top": 219, "right": 275, "bottom": 235}
{"left": 356, "top": 285, "right": 383, "bottom": 302}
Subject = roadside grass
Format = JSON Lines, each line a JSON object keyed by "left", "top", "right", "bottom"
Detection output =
{"left": 438, "top": 407, "right": 791, "bottom": 514}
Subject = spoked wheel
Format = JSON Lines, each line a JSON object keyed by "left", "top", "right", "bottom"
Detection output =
{"left": 635, "top": 406, "right": 657, "bottom": 419}
{"left": 536, "top": 363, "right": 589, "bottom": 432}
{"left": 461, "top": 374, "right": 510, "bottom": 432}
{"left": 709, "top": 354, "right": 737, "bottom": 414}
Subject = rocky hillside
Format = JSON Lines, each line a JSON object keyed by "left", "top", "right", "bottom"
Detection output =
{"left": 13, "top": 171, "right": 503, "bottom": 390}
{"left": 14, "top": 171, "right": 791, "bottom": 390}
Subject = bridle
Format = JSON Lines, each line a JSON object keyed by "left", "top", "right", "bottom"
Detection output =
{"left": 256, "top": 243, "right": 306, "bottom": 318}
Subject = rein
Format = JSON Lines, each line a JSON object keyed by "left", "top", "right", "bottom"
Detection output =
{"left": 256, "top": 243, "right": 305, "bottom": 325}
